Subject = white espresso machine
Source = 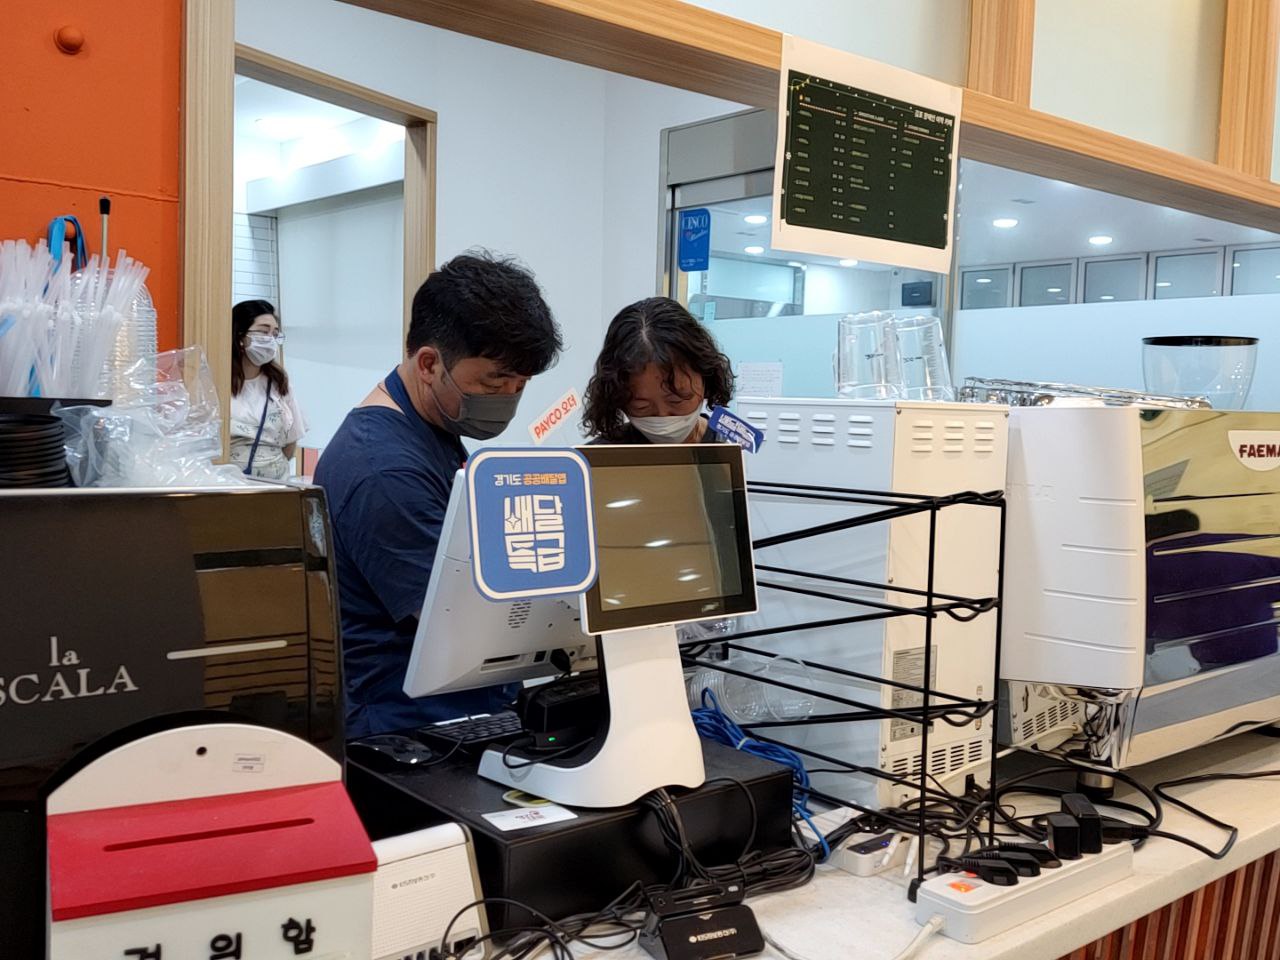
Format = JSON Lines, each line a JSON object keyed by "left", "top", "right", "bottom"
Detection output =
{"left": 1001, "top": 406, "right": 1280, "bottom": 768}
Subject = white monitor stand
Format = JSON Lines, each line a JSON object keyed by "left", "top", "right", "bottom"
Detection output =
{"left": 476, "top": 624, "right": 705, "bottom": 808}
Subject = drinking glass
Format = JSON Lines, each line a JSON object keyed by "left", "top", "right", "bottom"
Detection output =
{"left": 836, "top": 311, "right": 903, "bottom": 400}
{"left": 895, "top": 314, "right": 954, "bottom": 401}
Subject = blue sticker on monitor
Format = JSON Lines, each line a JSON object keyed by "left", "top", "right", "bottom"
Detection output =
{"left": 466, "top": 449, "right": 597, "bottom": 602}
{"left": 708, "top": 406, "right": 764, "bottom": 453}
{"left": 677, "top": 207, "right": 712, "bottom": 272}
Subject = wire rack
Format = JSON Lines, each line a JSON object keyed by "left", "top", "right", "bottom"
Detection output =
{"left": 681, "top": 479, "right": 1007, "bottom": 894}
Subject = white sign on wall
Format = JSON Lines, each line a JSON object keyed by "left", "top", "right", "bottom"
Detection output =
{"left": 771, "top": 35, "right": 963, "bottom": 275}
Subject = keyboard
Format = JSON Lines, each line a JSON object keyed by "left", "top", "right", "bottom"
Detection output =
{"left": 416, "top": 711, "right": 526, "bottom": 754}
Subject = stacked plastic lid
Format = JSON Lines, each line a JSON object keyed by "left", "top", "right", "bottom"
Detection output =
{"left": 0, "top": 414, "right": 70, "bottom": 488}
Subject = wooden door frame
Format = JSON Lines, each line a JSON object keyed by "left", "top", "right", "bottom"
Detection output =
{"left": 233, "top": 44, "right": 437, "bottom": 337}
{"left": 182, "top": 3, "right": 435, "bottom": 455}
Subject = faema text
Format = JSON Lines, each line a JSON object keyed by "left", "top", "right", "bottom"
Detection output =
{"left": 528, "top": 389, "right": 581, "bottom": 444}
{"left": 1229, "top": 430, "right": 1280, "bottom": 472}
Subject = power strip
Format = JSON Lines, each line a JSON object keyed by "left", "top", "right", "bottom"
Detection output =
{"left": 914, "top": 842, "right": 1133, "bottom": 943}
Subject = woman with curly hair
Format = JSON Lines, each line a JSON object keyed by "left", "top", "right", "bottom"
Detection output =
{"left": 583, "top": 297, "right": 735, "bottom": 444}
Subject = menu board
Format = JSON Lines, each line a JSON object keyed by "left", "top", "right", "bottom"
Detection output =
{"left": 772, "top": 37, "right": 962, "bottom": 274}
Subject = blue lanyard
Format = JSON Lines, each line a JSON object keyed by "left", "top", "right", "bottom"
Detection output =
{"left": 47, "top": 216, "right": 89, "bottom": 271}
{"left": 384, "top": 367, "right": 465, "bottom": 454}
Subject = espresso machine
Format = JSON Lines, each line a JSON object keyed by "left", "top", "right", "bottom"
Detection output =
{"left": 1000, "top": 406, "right": 1280, "bottom": 768}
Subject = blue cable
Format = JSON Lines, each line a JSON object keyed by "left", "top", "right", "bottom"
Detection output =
{"left": 692, "top": 687, "right": 831, "bottom": 861}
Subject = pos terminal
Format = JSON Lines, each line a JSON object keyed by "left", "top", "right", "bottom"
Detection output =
{"left": 402, "top": 443, "right": 758, "bottom": 808}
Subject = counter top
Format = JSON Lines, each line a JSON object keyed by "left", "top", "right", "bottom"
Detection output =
{"left": 574, "top": 732, "right": 1280, "bottom": 960}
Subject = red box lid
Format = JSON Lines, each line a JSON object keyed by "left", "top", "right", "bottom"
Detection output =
{"left": 48, "top": 782, "right": 376, "bottom": 921}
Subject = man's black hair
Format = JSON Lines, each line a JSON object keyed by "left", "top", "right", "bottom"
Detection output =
{"left": 407, "top": 251, "right": 562, "bottom": 376}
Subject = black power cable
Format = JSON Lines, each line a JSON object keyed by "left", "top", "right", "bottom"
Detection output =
{"left": 431, "top": 778, "right": 817, "bottom": 959}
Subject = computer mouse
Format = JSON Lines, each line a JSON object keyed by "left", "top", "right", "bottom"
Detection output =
{"left": 347, "top": 734, "right": 439, "bottom": 770}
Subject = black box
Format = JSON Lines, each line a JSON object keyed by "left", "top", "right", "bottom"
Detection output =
{"left": 347, "top": 741, "right": 795, "bottom": 931}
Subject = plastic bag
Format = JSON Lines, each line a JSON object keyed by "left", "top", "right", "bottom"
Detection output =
{"left": 59, "top": 346, "right": 251, "bottom": 487}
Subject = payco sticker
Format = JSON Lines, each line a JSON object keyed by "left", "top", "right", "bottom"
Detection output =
{"left": 529, "top": 389, "right": 580, "bottom": 444}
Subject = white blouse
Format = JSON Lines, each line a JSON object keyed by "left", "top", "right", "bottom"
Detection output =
{"left": 230, "top": 373, "right": 308, "bottom": 449}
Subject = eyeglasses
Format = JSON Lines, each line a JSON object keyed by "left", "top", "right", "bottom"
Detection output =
{"left": 248, "top": 331, "right": 286, "bottom": 344}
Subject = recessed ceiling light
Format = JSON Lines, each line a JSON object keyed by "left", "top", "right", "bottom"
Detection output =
{"left": 1156, "top": 281, "right": 1172, "bottom": 288}
{"left": 1047, "top": 287, "right": 1063, "bottom": 293}
{"left": 744, "top": 214, "right": 768, "bottom": 225}
{"left": 1100, "top": 295, "right": 1115, "bottom": 301}
{"left": 992, "top": 218, "right": 1019, "bottom": 229}
{"left": 839, "top": 258, "right": 859, "bottom": 267}
{"left": 975, "top": 277, "right": 993, "bottom": 284}
{"left": 744, "top": 245, "right": 765, "bottom": 255}
{"left": 1089, "top": 235, "right": 1113, "bottom": 246}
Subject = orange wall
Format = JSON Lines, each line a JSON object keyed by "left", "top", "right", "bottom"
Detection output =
{"left": 0, "top": 1, "right": 183, "bottom": 350}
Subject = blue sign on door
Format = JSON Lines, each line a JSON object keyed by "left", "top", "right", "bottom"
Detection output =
{"left": 466, "top": 448, "right": 597, "bottom": 601}
{"left": 678, "top": 208, "right": 712, "bottom": 272}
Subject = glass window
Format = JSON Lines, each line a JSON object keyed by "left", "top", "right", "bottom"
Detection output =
{"left": 1229, "top": 246, "right": 1280, "bottom": 296}
{"left": 1152, "top": 251, "right": 1222, "bottom": 299}
{"left": 960, "top": 267, "right": 1012, "bottom": 309}
{"left": 1082, "top": 257, "right": 1145, "bottom": 303}
{"left": 1017, "top": 262, "right": 1073, "bottom": 306}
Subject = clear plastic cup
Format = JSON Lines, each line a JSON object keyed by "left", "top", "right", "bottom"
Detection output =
{"left": 895, "top": 314, "right": 954, "bottom": 401}
{"left": 686, "top": 655, "right": 816, "bottom": 723}
{"left": 836, "top": 311, "right": 903, "bottom": 399}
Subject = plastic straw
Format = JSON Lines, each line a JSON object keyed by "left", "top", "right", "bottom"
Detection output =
{"left": 0, "top": 239, "right": 149, "bottom": 398}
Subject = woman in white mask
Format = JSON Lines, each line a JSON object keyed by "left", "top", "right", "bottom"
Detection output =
{"left": 229, "top": 300, "right": 309, "bottom": 479}
{"left": 583, "top": 297, "right": 734, "bottom": 445}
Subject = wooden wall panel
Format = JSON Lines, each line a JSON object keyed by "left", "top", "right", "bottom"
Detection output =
{"left": 1056, "top": 850, "right": 1280, "bottom": 960}
{"left": 339, "top": 0, "right": 1280, "bottom": 230}
{"left": 967, "top": 0, "right": 1035, "bottom": 105}
{"left": 182, "top": 0, "right": 235, "bottom": 454}
{"left": 962, "top": 91, "right": 1280, "bottom": 233}
{"left": 343, "top": 0, "right": 780, "bottom": 107}
{"left": 1217, "top": 0, "right": 1280, "bottom": 178}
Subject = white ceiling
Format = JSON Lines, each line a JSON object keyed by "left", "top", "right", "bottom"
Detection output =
{"left": 234, "top": 76, "right": 366, "bottom": 141}
{"left": 955, "top": 160, "right": 1280, "bottom": 266}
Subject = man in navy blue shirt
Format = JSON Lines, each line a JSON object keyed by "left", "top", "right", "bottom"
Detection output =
{"left": 315, "top": 252, "right": 562, "bottom": 739}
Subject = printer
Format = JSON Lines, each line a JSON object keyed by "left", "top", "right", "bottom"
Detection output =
{"left": 0, "top": 484, "right": 343, "bottom": 957}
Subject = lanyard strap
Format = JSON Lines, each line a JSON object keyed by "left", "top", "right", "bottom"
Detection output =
{"left": 244, "top": 380, "right": 273, "bottom": 475}
{"left": 47, "top": 216, "right": 88, "bottom": 271}
{"left": 383, "top": 366, "right": 467, "bottom": 461}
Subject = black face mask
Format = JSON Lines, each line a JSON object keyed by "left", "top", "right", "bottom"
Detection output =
{"left": 431, "top": 364, "right": 523, "bottom": 440}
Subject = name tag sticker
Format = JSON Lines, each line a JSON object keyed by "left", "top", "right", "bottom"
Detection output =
{"left": 708, "top": 406, "right": 765, "bottom": 453}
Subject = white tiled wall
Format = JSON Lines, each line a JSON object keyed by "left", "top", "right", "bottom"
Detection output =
{"left": 233, "top": 213, "right": 279, "bottom": 306}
